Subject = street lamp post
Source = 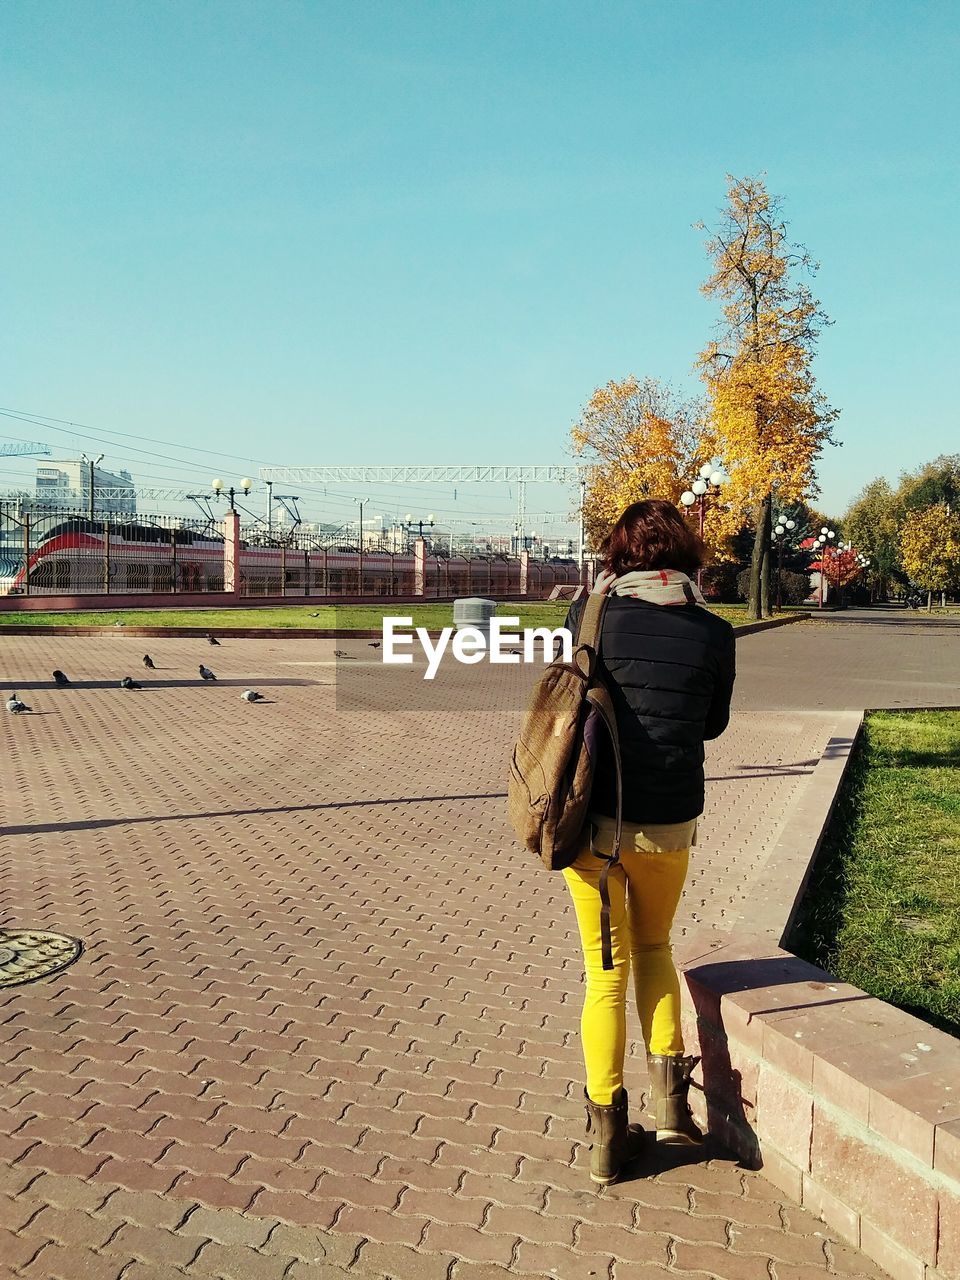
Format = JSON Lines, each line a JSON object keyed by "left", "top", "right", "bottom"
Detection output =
{"left": 814, "top": 527, "right": 836, "bottom": 608}
{"left": 835, "top": 541, "right": 854, "bottom": 605}
{"left": 402, "top": 513, "right": 435, "bottom": 549}
{"left": 855, "top": 551, "right": 871, "bottom": 601}
{"left": 211, "top": 478, "right": 252, "bottom": 599}
{"left": 772, "top": 515, "right": 798, "bottom": 610}
{"left": 680, "top": 464, "right": 726, "bottom": 589}
{"left": 211, "top": 477, "right": 252, "bottom": 512}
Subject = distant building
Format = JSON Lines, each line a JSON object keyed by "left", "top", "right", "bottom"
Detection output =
{"left": 35, "top": 460, "right": 137, "bottom": 515}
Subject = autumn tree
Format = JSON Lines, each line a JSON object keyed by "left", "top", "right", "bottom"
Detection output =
{"left": 899, "top": 506, "right": 960, "bottom": 608}
{"left": 697, "top": 175, "right": 839, "bottom": 619}
{"left": 571, "top": 376, "right": 738, "bottom": 557}
{"left": 819, "top": 543, "right": 866, "bottom": 599}
{"left": 897, "top": 454, "right": 960, "bottom": 513}
{"left": 841, "top": 457, "right": 960, "bottom": 600}
{"left": 843, "top": 478, "right": 901, "bottom": 599}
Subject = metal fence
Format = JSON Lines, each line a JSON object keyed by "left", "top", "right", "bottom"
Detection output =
{"left": 0, "top": 503, "right": 581, "bottom": 599}
{"left": 1, "top": 504, "right": 223, "bottom": 597}
{"left": 236, "top": 547, "right": 524, "bottom": 598}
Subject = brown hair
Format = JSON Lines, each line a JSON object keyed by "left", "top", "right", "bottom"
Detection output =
{"left": 600, "top": 499, "right": 706, "bottom": 577}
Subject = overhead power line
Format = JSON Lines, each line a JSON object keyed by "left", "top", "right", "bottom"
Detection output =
{"left": 259, "top": 465, "right": 584, "bottom": 484}
{"left": 0, "top": 406, "right": 269, "bottom": 468}
{"left": 259, "top": 465, "right": 589, "bottom": 565}
{"left": 0, "top": 408, "right": 585, "bottom": 533}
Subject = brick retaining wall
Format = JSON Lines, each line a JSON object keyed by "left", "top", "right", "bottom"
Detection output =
{"left": 676, "top": 715, "right": 960, "bottom": 1280}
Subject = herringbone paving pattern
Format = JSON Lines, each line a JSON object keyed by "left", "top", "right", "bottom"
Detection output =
{"left": 2, "top": 616, "right": 957, "bottom": 1279}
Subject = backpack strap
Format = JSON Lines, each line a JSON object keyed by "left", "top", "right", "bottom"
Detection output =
{"left": 575, "top": 590, "right": 607, "bottom": 652}
{"left": 578, "top": 590, "right": 623, "bottom": 972}
{"left": 586, "top": 681, "right": 623, "bottom": 971}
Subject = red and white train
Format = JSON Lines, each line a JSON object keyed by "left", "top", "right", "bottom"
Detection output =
{"left": 4, "top": 518, "right": 580, "bottom": 598}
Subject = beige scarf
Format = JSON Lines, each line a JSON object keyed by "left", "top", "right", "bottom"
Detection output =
{"left": 593, "top": 567, "right": 706, "bottom": 606}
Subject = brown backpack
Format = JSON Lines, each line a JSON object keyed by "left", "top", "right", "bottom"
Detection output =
{"left": 508, "top": 591, "right": 623, "bottom": 969}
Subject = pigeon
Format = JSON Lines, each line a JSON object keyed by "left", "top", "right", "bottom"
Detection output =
{"left": 199, "top": 665, "right": 217, "bottom": 681}
{"left": 368, "top": 641, "right": 381, "bottom": 650}
{"left": 120, "top": 676, "right": 142, "bottom": 690}
{"left": 114, "top": 620, "right": 125, "bottom": 627}
{"left": 52, "top": 670, "right": 70, "bottom": 686}
{"left": 240, "top": 690, "right": 264, "bottom": 702}
{"left": 333, "top": 649, "right": 354, "bottom": 659}
{"left": 142, "top": 654, "right": 156, "bottom": 669}
{"left": 6, "top": 693, "right": 30, "bottom": 713}
{"left": 207, "top": 634, "right": 220, "bottom": 646}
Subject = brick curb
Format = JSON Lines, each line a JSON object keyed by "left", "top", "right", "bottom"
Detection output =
{"left": 675, "top": 708, "right": 960, "bottom": 1279}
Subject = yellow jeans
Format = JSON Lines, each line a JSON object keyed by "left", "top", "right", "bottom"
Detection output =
{"left": 562, "top": 814, "right": 692, "bottom": 1105}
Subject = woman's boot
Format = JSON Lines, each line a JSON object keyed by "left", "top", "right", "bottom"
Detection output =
{"left": 583, "top": 1088, "right": 646, "bottom": 1185}
{"left": 646, "top": 1054, "right": 704, "bottom": 1144}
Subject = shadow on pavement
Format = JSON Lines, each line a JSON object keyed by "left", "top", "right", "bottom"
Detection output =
{"left": 612, "top": 1131, "right": 743, "bottom": 1188}
{"left": 706, "top": 764, "right": 817, "bottom": 781}
{"left": 2, "top": 791, "right": 511, "bottom": 836}
{"left": 0, "top": 677, "right": 318, "bottom": 691}
{"left": 807, "top": 616, "right": 960, "bottom": 629}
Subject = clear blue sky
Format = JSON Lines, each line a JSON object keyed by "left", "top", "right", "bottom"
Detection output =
{"left": 1, "top": 0, "right": 957, "bottom": 531}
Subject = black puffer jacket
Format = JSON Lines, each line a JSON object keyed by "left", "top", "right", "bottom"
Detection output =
{"left": 566, "top": 594, "right": 736, "bottom": 824}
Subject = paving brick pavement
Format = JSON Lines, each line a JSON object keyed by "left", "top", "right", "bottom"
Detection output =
{"left": 2, "top": 615, "right": 957, "bottom": 1280}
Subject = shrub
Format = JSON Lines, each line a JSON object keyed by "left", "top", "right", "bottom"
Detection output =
{"left": 701, "top": 561, "right": 741, "bottom": 602}
{"left": 736, "top": 567, "right": 810, "bottom": 605}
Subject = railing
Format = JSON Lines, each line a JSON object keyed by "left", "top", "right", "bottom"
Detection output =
{"left": 0, "top": 504, "right": 220, "bottom": 597}
{"left": 1, "top": 503, "right": 581, "bottom": 600}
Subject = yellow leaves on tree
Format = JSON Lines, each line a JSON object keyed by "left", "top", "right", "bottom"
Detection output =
{"left": 844, "top": 457, "right": 960, "bottom": 597}
{"left": 698, "top": 174, "right": 839, "bottom": 619}
{"left": 704, "top": 341, "right": 835, "bottom": 516}
{"left": 899, "top": 506, "right": 960, "bottom": 595}
{"left": 570, "top": 376, "right": 736, "bottom": 558}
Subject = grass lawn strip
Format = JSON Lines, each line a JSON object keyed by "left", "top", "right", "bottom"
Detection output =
{"left": 0, "top": 603, "right": 764, "bottom": 629}
{"left": 792, "top": 710, "right": 960, "bottom": 1036}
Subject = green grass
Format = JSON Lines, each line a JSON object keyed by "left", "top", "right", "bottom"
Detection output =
{"left": 0, "top": 602, "right": 763, "bottom": 629}
{"left": 791, "top": 710, "right": 960, "bottom": 1035}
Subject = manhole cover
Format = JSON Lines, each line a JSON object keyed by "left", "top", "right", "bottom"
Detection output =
{"left": 0, "top": 929, "right": 83, "bottom": 988}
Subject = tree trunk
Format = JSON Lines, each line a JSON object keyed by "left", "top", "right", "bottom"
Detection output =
{"left": 747, "top": 493, "right": 771, "bottom": 621}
